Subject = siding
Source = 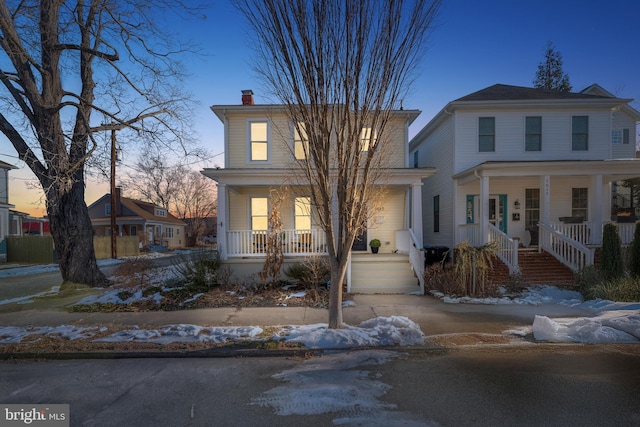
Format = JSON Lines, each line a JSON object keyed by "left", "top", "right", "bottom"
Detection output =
{"left": 611, "top": 110, "right": 637, "bottom": 159}
{"left": 454, "top": 109, "right": 614, "bottom": 173}
{"left": 367, "top": 189, "right": 406, "bottom": 253}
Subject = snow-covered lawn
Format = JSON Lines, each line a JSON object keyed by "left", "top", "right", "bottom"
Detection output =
{"left": 0, "top": 255, "right": 639, "bottom": 345}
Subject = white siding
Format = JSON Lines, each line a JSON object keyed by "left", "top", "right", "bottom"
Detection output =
{"left": 454, "top": 109, "right": 614, "bottom": 173}
{"left": 367, "top": 189, "right": 406, "bottom": 253}
{"left": 611, "top": 110, "right": 637, "bottom": 159}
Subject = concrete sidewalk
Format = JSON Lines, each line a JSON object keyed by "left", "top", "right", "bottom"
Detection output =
{"left": 0, "top": 293, "right": 596, "bottom": 337}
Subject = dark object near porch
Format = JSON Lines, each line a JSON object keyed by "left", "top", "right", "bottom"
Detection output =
{"left": 424, "top": 246, "right": 450, "bottom": 267}
{"left": 527, "top": 226, "right": 539, "bottom": 246}
{"left": 616, "top": 209, "right": 637, "bottom": 223}
{"left": 559, "top": 216, "right": 584, "bottom": 224}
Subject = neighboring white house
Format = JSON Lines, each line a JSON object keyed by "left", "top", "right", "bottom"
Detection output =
{"left": 0, "top": 160, "right": 17, "bottom": 261}
{"left": 409, "top": 84, "right": 640, "bottom": 275}
{"left": 202, "top": 91, "right": 435, "bottom": 293}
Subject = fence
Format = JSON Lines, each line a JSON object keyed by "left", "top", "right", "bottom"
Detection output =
{"left": 6, "top": 236, "right": 56, "bottom": 264}
{"left": 93, "top": 236, "right": 140, "bottom": 259}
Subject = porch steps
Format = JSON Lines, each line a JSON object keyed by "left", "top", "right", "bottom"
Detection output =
{"left": 349, "top": 253, "right": 420, "bottom": 294}
{"left": 492, "top": 250, "right": 575, "bottom": 287}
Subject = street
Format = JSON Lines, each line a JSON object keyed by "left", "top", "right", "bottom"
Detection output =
{"left": 2, "top": 345, "right": 639, "bottom": 426}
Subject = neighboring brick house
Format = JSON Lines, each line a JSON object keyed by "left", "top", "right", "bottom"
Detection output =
{"left": 88, "top": 188, "right": 186, "bottom": 249}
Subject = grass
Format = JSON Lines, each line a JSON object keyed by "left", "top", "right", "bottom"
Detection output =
{"left": 576, "top": 265, "right": 640, "bottom": 302}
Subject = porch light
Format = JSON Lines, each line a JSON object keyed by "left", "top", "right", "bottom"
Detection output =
{"left": 514, "top": 199, "right": 521, "bottom": 210}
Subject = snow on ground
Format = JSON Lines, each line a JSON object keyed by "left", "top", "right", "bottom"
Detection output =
{"left": 1, "top": 256, "right": 639, "bottom": 345}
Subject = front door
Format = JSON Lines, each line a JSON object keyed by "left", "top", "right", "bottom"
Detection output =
{"left": 352, "top": 229, "right": 368, "bottom": 251}
{"left": 489, "top": 195, "right": 507, "bottom": 233}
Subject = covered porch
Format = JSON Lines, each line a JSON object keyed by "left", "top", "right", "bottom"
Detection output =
{"left": 455, "top": 159, "right": 640, "bottom": 274}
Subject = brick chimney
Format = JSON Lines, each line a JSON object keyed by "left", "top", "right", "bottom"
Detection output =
{"left": 241, "top": 89, "right": 254, "bottom": 105}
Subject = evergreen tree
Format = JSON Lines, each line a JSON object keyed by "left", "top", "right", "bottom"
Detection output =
{"left": 533, "top": 42, "right": 573, "bottom": 92}
{"left": 601, "top": 223, "right": 623, "bottom": 280}
{"left": 629, "top": 223, "right": 640, "bottom": 278}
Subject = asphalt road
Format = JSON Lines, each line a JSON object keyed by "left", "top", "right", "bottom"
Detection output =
{"left": 1, "top": 345, "right": 639, "bottom": 426}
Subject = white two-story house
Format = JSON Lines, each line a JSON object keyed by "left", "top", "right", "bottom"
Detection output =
{"left": 410, "top": 84, "right": 640, "bottom": 277}
{"left": 202, "top": 91, "right": 435, "bottom": 293}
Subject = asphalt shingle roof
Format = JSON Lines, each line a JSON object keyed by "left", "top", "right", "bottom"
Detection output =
{"left": 454, "top": 84, "right": 613, "bottom": 102}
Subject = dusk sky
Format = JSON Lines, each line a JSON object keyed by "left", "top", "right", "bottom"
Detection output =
{"left": 2, "top": 0, "right": 639, "bottom": 216}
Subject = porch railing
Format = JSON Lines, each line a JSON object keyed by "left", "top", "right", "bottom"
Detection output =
{"left": 458, "top": 223, "right": 481, "bottom": 246}
{"left": 226, "top": 229, "right": 327, "bottom": 257}
{"left": 488, "top": 223, "right": 519, "bottom": 274}
{"left": 616, "top": 222, "right": 638, "bottom": 246}
{"left": 539, "top": 223, "right": 594, "bottom": 272}
{"left": 407, "top": 228, "right": 425, "bottom": 293}
{"left": 549, "top": 221, "right": 638, "bottom": 246}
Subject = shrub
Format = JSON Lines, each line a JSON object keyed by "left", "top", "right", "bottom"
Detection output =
{"left": 284, "top": 256, "right": 330, "bottom": 289}
{"left": 423, "top": 263, "right": 461, "bottom": 296}
{"left": 629, "top": 223, "right": 640, "bottom": 278}
{"left": 587, "top": 276, "right": 640, "bottom": 302}
{"left": 173, "top": 250, "right": 221, "bottom": 292}
{"left": 601, "top": 223, "right": 623, "bottom": 280}
{"left": 454, "top": 241, "right": 499, "bottom": 297}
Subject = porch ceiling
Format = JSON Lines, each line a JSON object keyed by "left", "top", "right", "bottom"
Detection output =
{"left": 454, "top": 159, "right": 640, "bottom": 185}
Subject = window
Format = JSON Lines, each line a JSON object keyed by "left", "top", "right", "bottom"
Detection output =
{"left": 413, "top": 151, "right": 419, "bottom": 168}
{"left": 294, "top": 123, "right": 309, "bottom": 160}
{"left": 571, "top": 188, "right": 588, "bottom": 220}
{"left": 623, "top": 128, "right": 630, "bottom": 144}
{"left": 572, "top": 116, "right": 588, "bottom": 151}
{"left": 251, "top": 197, "right": 268, "bottom": 230}
{"left": 165, "top": 228, "right": 174, "bottom": 238}
{"left": 612, "top": 130, "right": 622, "bottom": 144}
{"left": 155, "top": 208, "right": 166, "bottom": 217}
{"left": 294, "top": 197, "right": 311, "bottom": 231}
{"left": 249, "top": 121, "right": 269, "bottom": 161}
{"left": 130, "top": 225, "right": 137, "bottom": 236}
{"left": 433, "top": 195, "right": 440, "bottom": 233}
{"left": 105, "top": 203, "right": 111, "bottom": 216}
{"left": 525, "top": 116, "right": 542, "bottom": 151}
{"left": 525, "top": 189, "right": 540, "bottom": 228}
{"left": 360, "top": 127, "right": 376, "bottom": 152}
{"left": 478, "top": 117, "right": 495, "bottom": 152}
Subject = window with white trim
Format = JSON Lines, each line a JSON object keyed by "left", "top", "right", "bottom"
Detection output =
{"left": 571, "top": 188, "right": 588, "bottom": 220}
{"left": 612, "top": 130, "right": 622, "bottom": 144}
{"left": 525, "top": 116, "right": 542, "bottom": 151}
{"left": 360, "top": 127, "right": 376, "bottom": 152}
{"left": 479, "top": 117, "right": 495, "bottom": 152}
{"left": 294, "top": 122, "right": 308, "bottom": 160}
{"left": 165, "top": 227, "right": 174, "bottom": 238}
{"left": 251, "top": 197, "right": 268, "bottom": 230}
{"left": 525, "top": 188, "right": 540, "bottom": 228}
{"left": 294, "top": 197, "right": 311, "bottom": 231}
{"left": 249, "top": 121, "right": 269, "bottom": 161}
{"left": 572, "top": 116, "right": 588, "bottom": 151}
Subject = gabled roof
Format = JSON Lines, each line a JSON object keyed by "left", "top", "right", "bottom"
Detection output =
{"left": 454, "top": 84, "right": 610, "bottom": 102}
{"left": 120, "top": 197, "right": 185, "bottom": 225}
{"left": 0, "top": 160, "right": 17, "bottom": 170}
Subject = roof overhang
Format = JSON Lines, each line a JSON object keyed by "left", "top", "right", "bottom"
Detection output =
{"left": 201, "top": 167, "right": 436, "bottom": 187}
{"left": 454, "top": 159, "right": 640, "bottom": 185}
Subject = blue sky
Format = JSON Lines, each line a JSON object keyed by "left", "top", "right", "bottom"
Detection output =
{"left": 2, "top": 0, "right": 639, "bottom": 215}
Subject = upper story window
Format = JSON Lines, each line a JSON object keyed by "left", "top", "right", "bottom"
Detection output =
{"left": 249, "top": 120, "right": 269, "bottom": 162}
{"left": 525, "top": 116, "right": 542, "bottom": 152}
{"left": 155, "top": 208, "right": 166, "bottom": 217}
{"left": 478, "top": 117, "right": 495, "bottom": 152}
{"left": 571, "top": 116, "right": 588, "bottom": 151}
{"left": 105, "top": 203, "right": 111, "bottom": 216}
{"left": 294, "top": 123, "right": 308, "bottom": 160}
{"left": 360, "top": 127, "right": 376, "bottom": 152}
{"left": 612, "top": 130, "right": 622, "bottom": 144}
{"left": 413, "top": 151, "right": 419, "bottom": 168}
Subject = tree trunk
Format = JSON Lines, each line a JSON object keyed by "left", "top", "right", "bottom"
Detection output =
{"left": 328, "top": 259, "right": 348, "bottom": 328}
{"left": 47, "top": 180, "right": 108, "bottom": 286}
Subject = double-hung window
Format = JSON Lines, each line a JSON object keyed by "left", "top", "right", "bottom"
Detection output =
{"left": 294, "top": 197, "right": 311, "bottom": 231}
{"left": 572, "top": 116, "right": 588, "bottom": 151}
{"left": 294, "top": 122, "right": 308, "bottom": 160}
{"left": 249, "top": 121, "right": 269, "bottom": 162}
{"left": 250, "top": 197, "right": 268, "bottom": 231}
{"left": 525, "top": 116, "right": 542, "bottom": 151}
{"left": 571, "top": 188, "right": 588, "bottom": 220}
{"left": 478, "top": 117, "right": 495, "bottom": 152}
{"left": 525, "top": 189, "right": 540, "bottom": 228}
{"left": 360, "top": 127, "right": 376, "bottom": 152}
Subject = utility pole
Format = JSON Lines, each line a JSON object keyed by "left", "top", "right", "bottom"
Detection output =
{"left": 110, "top": 127, "right": 117, "bottom": 259}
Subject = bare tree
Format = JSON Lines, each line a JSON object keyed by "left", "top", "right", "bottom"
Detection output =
{"left": 0, "top": 1, "right": 200, "bottom": 285}
{"left": 171, "top": 170, "right": 217, "bottom": 247}
{"left": 237, "top": 0, "right": 440, "bottom": 328}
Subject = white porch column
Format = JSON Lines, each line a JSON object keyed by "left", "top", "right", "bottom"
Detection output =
{"left": 411, "top": 182, "right": 423, "bottom": 247}
{"left": 591, "top": 174, "right": 603, "bottom": 245}
{"left": 540, "top": 175, "right": 551, "bottom": 225}
{"left": 479, "top": 175, "right": 489, "bottom": 244}
{"left": 217, "top": 183, "right": 228, "bottom": 260}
